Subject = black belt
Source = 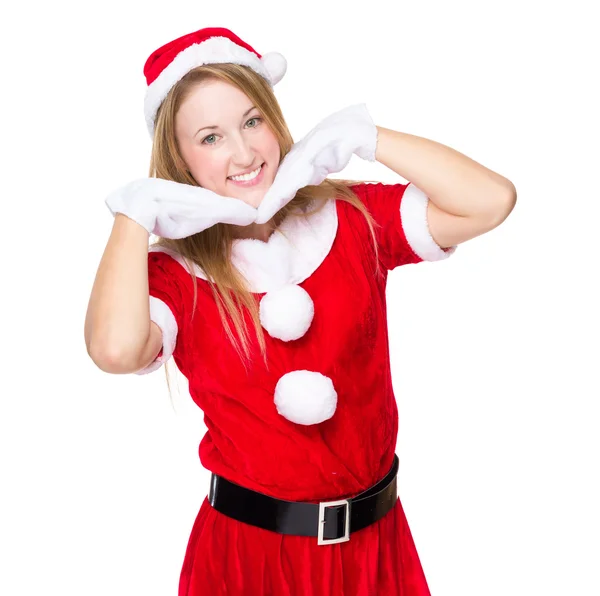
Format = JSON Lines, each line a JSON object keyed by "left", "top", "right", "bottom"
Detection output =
{"left": 208, "top": 454, "right": 399, "bottom": 545}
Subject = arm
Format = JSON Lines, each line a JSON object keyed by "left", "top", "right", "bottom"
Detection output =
{"left": 374, "top": 126, "right": 517, "bottom": 248}
{"left": 84, "top": 214, "right": 160, "bottom": 374}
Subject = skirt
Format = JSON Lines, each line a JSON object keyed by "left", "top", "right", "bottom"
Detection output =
{"left": 178, "top": 494, "right": 431, "bottom": 595}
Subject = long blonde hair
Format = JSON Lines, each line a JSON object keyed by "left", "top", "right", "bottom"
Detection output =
{"left": 148, "top": 63, "right": 382, "bottom": 395}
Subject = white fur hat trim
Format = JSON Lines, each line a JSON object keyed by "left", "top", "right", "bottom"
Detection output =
{"left": 144, "top": 36, "right": 287, "bottom": 136}
{"left": 274, "top": 370, "right": 337, "bottom": 425}
{"left": 259, "top": 284, "right": 314, "bottom": 341}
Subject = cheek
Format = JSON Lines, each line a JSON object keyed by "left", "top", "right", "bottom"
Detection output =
{"left": 190, "top": 155, "right": 227, "bottom": 184}
{"left": 262, "top": 134, "right": 281, "bottom": 164}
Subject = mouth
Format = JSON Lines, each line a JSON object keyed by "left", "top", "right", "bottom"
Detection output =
{"left": 227, "top": 163, "right": 265, "bottom": 187}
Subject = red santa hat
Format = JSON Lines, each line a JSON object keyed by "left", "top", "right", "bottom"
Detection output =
{"left": 143, "top": 27, "right": 287, "bottom": 137}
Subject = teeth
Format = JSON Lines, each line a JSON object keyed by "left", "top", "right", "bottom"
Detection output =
{"left": 229, "top": 165, "right": 262, "bottom": 182}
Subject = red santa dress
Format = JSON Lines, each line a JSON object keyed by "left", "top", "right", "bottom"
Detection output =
{"left": 135, "top": 180, "right": 456, "bottom": 595}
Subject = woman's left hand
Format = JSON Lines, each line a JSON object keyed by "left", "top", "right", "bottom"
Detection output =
{"left": 255, "top": 103, "right": 378, "bottom": 223}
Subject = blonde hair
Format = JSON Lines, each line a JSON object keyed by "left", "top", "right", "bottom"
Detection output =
{"left": 148, "top": 63, "right": 382, "bottom": 398}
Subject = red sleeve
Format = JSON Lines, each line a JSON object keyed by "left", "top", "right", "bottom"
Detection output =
{"left": 352, "top": 181, "right": 457, "bottom": 271}
{"left": 134, "top": 249, "right": 186, "bottom": 375}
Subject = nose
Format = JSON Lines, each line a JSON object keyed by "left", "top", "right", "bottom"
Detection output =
{"left": 230, "top": 133, "right": 255, "bottom": 166}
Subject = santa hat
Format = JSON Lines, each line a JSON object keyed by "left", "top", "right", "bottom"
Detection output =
{"left": 143, "top": 27, "right": 287, "bottom": 137}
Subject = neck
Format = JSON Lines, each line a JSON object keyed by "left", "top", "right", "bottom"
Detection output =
{"left": 232, "top": 221, "right": 276, "bottom": 243}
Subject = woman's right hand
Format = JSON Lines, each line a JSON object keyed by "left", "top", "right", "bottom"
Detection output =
{"left": 104, "top": 177, "right": 258, "bottom": 239}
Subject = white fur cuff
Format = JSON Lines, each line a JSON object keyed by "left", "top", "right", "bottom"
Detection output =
{"left": 401, "top": 183, "right": 457, "bottom": 261}
{"left": 134, "top": 296, "right": 178, "bottom": 375}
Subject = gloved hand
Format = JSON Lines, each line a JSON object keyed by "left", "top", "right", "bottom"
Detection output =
{"left": 255, "top": 103, "right": 378, "bottom": 224}
{"left": 105, "top": 177, "right": 258, "bottom": 239}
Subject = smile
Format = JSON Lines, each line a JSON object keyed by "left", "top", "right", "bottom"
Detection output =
{"left": 228, "top": 163, "right": 265, "bottom": 186}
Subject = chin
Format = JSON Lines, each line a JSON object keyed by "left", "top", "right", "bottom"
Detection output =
{"left": 246, "top": 194, "right": 265, "bottom": 209}
{"left": 228, "top": 192, "right": 259, "bottom": 209}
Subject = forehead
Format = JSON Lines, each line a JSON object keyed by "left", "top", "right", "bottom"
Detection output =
{"left": 177, "top": 79, "right": 254, "bottom": 125}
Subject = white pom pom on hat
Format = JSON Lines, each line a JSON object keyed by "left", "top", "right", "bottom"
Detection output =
{"left": 260, "top": 51, "right": 287, "bottom": 85}
{"left": 259, "top": 284, "right": 314, "bottom": 342}
{"left": 274, "top": 371, "right": 338, "bottom": 425}
{"left": 143, "top": 27, "right": 287, "bottom": 137}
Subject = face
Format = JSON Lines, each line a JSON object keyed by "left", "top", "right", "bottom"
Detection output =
{"left": 174, "top": 79, "right": 280, "bottom": 208}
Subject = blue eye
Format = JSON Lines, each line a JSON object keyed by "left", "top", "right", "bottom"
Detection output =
{"left": 201, "top": 117, "right": 261, "bottom": 145}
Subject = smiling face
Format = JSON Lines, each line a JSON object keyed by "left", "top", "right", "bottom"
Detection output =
{"left": 174, "top": 78, "right": 281, "bottom": 209}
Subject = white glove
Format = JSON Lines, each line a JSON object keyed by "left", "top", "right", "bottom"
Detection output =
{"left": 255, "top": 103, "right": 378, "bottom": 224}
{"left": 105, "top": 177, "right": 258, "bottom": 239}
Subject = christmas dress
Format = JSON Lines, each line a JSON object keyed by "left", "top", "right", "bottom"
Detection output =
{"left": 136, "top": 180, "right": 456, "bottom": 595}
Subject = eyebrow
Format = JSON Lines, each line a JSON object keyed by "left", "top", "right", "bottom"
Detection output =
{"left": 194, "top": 106, "right": 258, "bottom": 137}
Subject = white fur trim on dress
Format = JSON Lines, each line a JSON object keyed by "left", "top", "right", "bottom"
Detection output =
{"left": 144, "top": 36, "right": 287, "bottom": 135}
{"left": 134, "top": 296, "right": 178, "bottom": 375}
{"left": 400, "top": 183, "right": 457, "bottom": 261}
{"left": 274, "top": 370, "right": 337, "bottom": 425}
{"left": 149, "top": 198, "right": 338, "bottom": 294}
{"left": 259, "top": 284, "right": 314, "bottom": 341}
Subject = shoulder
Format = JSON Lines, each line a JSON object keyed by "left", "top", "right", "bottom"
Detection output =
{"left": 332, "top": 180, "right": 408, "bottom": 226}
{"left": 333, "top": 180, "right": 455, "bottom": 266}
{"left": 346, "top": 180, "right": 407, "bottom": 202}
{"left": 149, "top": 243, "right": 186, "bottom": 268}
{"left": 148, "top": 244, "right": 208, "bottom": 286}
{"left": 334, "top": 180, "right": 408, "bottom": 208}
{"left": 147, "top": 245, "right": 203, "bottom": 306}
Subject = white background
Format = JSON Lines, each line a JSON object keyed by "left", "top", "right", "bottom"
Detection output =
{"left": 1, "top": 0, "right": 598, "bottom": 594}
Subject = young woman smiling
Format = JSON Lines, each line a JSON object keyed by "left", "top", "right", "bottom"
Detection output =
{"left": 85, "top": 26, "right": 516, "bottom": 596}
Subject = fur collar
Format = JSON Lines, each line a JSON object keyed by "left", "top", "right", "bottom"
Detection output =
{"left": 149, "top": 198, "right": 337, "bottom": 293}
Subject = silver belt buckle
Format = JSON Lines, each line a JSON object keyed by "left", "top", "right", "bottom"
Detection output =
{"left": 317, "top": 499, "right": 351, "bottom": 545}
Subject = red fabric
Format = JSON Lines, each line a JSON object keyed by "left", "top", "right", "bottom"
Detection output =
{"left": 179, "top": 495, "right": 428, "bottom": 595}
{"left": 148, "top": 251, "right": 187, "bottom": 361}
{"left": 144, "top": 27, "right": 262, "bottom": 86}
{"left": 147, "top": 182, "right": 436, "bottom": 595}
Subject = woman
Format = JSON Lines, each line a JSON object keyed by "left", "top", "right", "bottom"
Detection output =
{"left": 85, "top": 26, "right": 516, "bottom": 596}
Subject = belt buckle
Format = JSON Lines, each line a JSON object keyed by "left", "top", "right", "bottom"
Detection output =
{"left": 317, "top": 499, "right": 351, "bottom": 545}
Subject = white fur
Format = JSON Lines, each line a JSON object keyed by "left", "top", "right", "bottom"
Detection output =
{"left": 401, "top": 183, "right": 457, "bottom": 261}
{"left": 149, "top": 198, "right": 338, "bottom": 293}
{"left": 232, "top": 232, "right": 293, "bottom": 289}
{"left": 274, "top": 370, "right": 337, "bottom": 425}
{"left": 259, "top": 284, "right": 315, "bottom": 341}
{"left": 144, "top": 36, "right": 286, "bottom": 135}
{"left": 134, "top": 296, "right": 178, "bottom": 375}
{"left": 261, "top": 51, "right": 287, "bottom": 84}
